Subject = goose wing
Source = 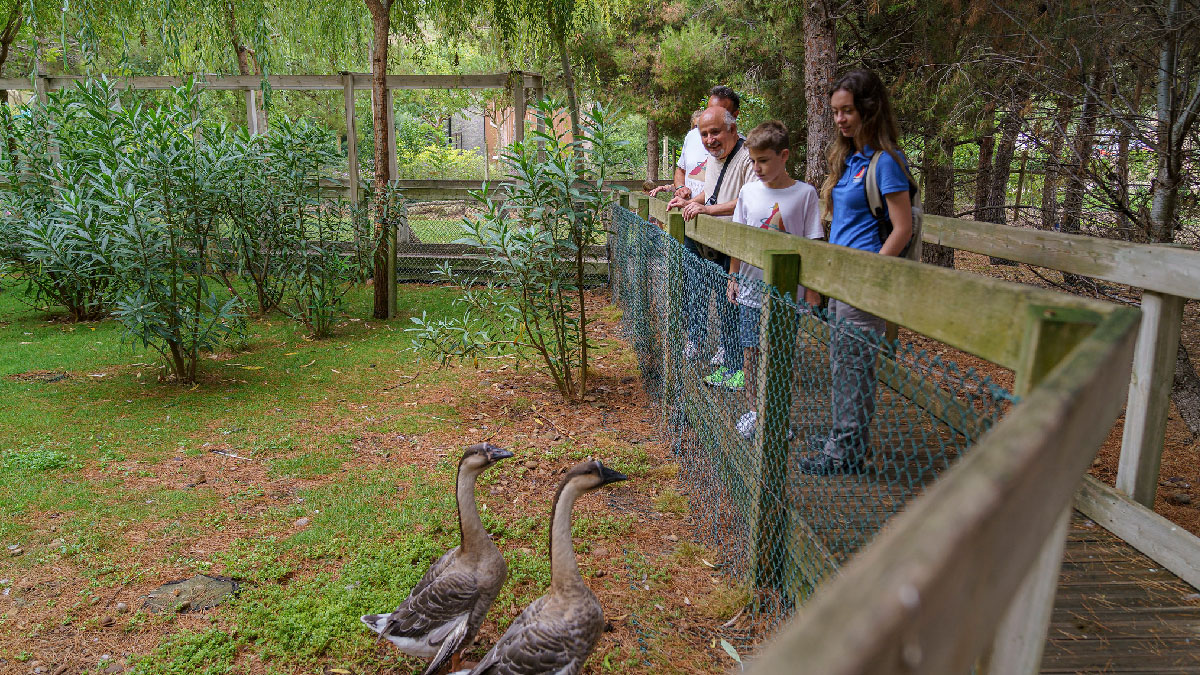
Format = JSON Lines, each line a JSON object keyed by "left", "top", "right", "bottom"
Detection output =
{"left": 407, "top": 546, "right": 459, "bottom": 601}
{"left": 379, "top": 568, "right": 480, "bottom": 640}
{"left": 470, "top": 597, "right": 603, "bottom": 675}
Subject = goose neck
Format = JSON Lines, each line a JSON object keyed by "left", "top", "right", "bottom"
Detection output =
{"left": 549, "top": 481, "right": 584, "bottom": 592}
{"left": 456, "top": 464, "right": 486, "bottom": 552}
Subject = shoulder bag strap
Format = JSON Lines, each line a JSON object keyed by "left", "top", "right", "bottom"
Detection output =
{"left": 706, "top": 138, "right": 744, "bottom": 206}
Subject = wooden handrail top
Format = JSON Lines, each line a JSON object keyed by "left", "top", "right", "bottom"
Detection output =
{"left": 640, "top": 191, "right": 1199, "bottom": 300}
{"left": 633, "top": 192, "right": 1117, "bottom": 371}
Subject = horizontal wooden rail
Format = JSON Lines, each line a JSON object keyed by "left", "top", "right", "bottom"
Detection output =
{"left": 921, "top": 214, "right": 1200, "bottom": 300}
{"left": 747, "top": 307, "right": 1140, "bottom": 674}
{"left": 636, "top": 193, "right": 1116, "bottom": 371}
{"left": 0, "top": 71, "right": 542, "bottom": 92}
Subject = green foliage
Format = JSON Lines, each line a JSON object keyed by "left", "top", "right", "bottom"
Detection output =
{"left": 130, "top": 629, "right": 239, "bottom": 675}
{"left": 1, "top": 447, "right": 77, "bottom": 472}
{"left": 407, "top": 99, "right": 626, "bottom": 401}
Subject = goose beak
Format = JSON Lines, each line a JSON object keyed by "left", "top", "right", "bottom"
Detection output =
{"left": 599, "top": 465, "right": 628, "bottom": 485}
{"left": 486, "top": 446, "right": 514, "bottom": 462}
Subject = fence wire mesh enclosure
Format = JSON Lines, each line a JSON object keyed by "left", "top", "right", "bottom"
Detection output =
{"left": 609, "top": 203, "right": 1014, "bottom": 624}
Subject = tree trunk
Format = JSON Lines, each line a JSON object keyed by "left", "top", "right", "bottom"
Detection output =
{"left": 365, "top": 0, "right": 392, "bottom": 320}
{"left": 227, "top": 1, "right": 267, "bottom": 133}
{"left": 0, "top": 4, "right": 22, "bottom": 155}
{"left": 922, "top": 131, "right": 955, "bottom": 268}
{"left": 973, "top": 102, "right": 995, "bottom": 219}
{"left": 555, "top": 31, "right": 582, "bottom": 146}
{"left": 1060, "top": 58, "right": 1109, "bottom": 238}
{"left": 983, "top": 93, "right": 1026, "bottom": 264}
{"left": 1039, "top": 94, "right": 1074, "bottom": 231}
{"left": 646, "top": 118, "right": 659, "bottom": 181}
{"left": 802, "top": 0, "right": 836, "bottom": 187}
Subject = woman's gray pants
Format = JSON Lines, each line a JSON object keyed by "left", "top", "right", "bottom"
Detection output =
{"left": 823, "top": 299, "right": 886, "bottom": 460}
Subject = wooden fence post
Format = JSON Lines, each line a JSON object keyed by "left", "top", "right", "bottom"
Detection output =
{"left": 666, "top": 210, "right": 686, "bottom": 398}
{"left": 342, "top": 72, "right": 359, "bottom": 207}
{"left": 750, "top": 250, "right": 801, "bottom": 599}
{"left": 532, "top": 73, "right": 545, "bottom": 161}
{"left": 245, "top": 88, "right": 259, "bottom": 134}
{"left": 385, "top": 86, "right": 398, "bottom": 180}
{"left": 981, "top": 305, "right": 1102, "bottom": 675}
{"left": 1117, "top": 290, "right": 1185, "bottom": 506}
{"left": 512, "top": 71, "right": 526, "bottom": 145}
{"left": 635, "top": 195, "right": 651, "bottom": 317}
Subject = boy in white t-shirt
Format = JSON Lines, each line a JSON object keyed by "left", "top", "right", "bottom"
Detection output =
{"left": 702, "top": 121, "right": 824, "bottom": 439}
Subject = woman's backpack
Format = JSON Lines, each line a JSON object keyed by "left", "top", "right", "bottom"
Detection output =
{"left": 864, "top": 150, "right": 923, "bottom": 261}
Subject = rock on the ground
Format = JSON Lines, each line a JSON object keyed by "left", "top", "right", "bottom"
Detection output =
{"left": 143, "top": 575, "right": 238, "bottom": 614}
{"left": 1167, "top": 491, "right": 1192, "bottom": 505}
{"left": 294, "top": 517, "right": 310, "bottom": 527}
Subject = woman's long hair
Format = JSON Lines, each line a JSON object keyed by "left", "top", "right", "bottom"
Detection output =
{"left": 820, "top": 69, "right": 904, "bottom": 211}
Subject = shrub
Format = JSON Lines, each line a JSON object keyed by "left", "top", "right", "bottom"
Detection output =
{"left": 407, "top": 99, "right": 626, "bottom": 401}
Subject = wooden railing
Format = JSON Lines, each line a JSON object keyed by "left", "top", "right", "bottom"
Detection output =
{"left": 624, "top": 191, "right": 1142, "bottom": 673}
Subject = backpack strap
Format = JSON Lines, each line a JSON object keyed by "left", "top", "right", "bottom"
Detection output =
{"left": 864, "top": 149, "right": 924, "bottom": 260}
{"left": 864, "top": 149, "right": 920, "bottom": 217}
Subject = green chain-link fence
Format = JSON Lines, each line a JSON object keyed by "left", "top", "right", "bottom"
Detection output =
{"left": 609, "top": 203, "right": 1014, "bottom": 621}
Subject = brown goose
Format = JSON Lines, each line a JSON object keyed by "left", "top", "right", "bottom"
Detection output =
{"left": 457, "top": 460, "right": 629, "bottom": 675}
{"left": 362, "top": 443, "right": 513, "bottom": 674}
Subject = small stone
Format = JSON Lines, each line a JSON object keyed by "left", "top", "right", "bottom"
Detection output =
{"left": 1168, "top": 491, "right": 1192, "bottom": 505}
{"left": 99, "top": 615, "right": 114, "bottom": 627}
{"left": 518, "top": 548, "right": 533, "bottom": 555}
{"left": 593, "top": 569, "right": 606, "bottom": 578}
{"left": 524, "top": 461, "right": 539, "bottom": 470}
{"left": 592, "top": 546, "right": 610, "bottom": 557}
{"left": 294, "top": 517, "right": 310, "bottom": 527}
{"left": 171, "top": 588, "right": 181, "bottom": 597}
{"left": 8, "top": 547, "right": 22, "bottom": 557}
{"left": 665, "top": 534, "right": 679, "bottom": 542}
{"left": 115, "top": 602, "right": 128, "bottom": 613}
{"left": 103, "top": 664, "right": 123, "bottom": 674}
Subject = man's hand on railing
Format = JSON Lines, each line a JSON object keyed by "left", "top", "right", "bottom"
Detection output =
{"left": 649, "top": 184, "right": 683, "bottom": 198}
{"left": 666, "top": 192, "right": 692, "bottom": 211}
{"left": 681, "top": 201, "right": 708, "bottom": 221}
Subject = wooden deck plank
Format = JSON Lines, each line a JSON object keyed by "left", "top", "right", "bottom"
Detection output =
{"left": 1041, "top": 513, "right": 1200, "bottom": 673}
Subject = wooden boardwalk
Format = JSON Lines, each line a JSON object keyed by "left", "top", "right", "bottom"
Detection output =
{"left": 1043, "top": 513, "right": 1200, "bottom": 674}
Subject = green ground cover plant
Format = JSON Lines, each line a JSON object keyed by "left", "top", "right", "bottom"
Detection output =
{"left": 0, "top": 282, "right": 733, "bottom": 674}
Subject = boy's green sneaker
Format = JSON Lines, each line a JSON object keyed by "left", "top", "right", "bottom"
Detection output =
{"left": 703, "top": 367, "right": 729, "bottom": 387}
{"left": 722, "top": 369, "right": 746, "bottom": 392}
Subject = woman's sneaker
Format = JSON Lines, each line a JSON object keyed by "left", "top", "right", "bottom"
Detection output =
{"left": 721, "top": 369, "right": 745, "bottom": 392}
{"left": 703, "top": 367, "right": 729, "bottom": 387}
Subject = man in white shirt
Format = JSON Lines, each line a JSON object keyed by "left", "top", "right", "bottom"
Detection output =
{"left": 651, "top": 85, "right": 742, "bottom": 200}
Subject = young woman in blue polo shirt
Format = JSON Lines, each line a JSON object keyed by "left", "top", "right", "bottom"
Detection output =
{"left": 798, "top": 68, "right": 914, "bottom": 476}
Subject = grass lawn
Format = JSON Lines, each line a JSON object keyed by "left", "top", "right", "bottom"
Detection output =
{"left": 0, "top": 282, "right": 742, "bottom": 674}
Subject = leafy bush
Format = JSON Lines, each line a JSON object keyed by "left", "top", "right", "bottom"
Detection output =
{"left": 107, "top": 79, "right": 245, "bottom": 381}
{"left": 407, "top": 99, "right": 626, "bottom": 401}
{"left": 0, "top": 77, "right": 365, "bottom": 379}
{"left": 0, "top": 81, "right": 125, "bottom": 320}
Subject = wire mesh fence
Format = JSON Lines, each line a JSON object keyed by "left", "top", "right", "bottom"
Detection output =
{"left": 609, "top": 203, "right": 1015, "bottom": 623}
